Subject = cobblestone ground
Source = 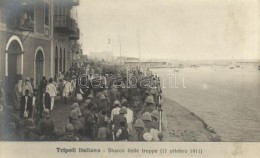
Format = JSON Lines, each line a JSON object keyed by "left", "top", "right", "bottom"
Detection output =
{"left": 51, "top": 97, "right": 74, "bottom": 133}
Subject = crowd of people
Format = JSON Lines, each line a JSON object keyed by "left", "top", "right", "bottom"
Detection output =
{"left": 0, "top": 59, "right": 164, "bottom": 141}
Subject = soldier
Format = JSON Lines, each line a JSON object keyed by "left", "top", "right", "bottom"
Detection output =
{"left": 83, "top": 102, "right": 96, "bottom": 140}
{"left": 70, "top": 102, "right": 79, "bottom": 111}
{"left": 110, "top": 100, "right": 121, "bottom": 121}
{"left": 142, "top": 112, "right": 154, "bottom": 132}
{"left": 114, "top": 119, "right": 129, "bottom": 141}
{"left": 143, "top": 95, "right": 156, "bottom": 113}
{"left": 97, "top": 110, "right": 108, "bottom": 141}
{"left": 69, "top": 109, "right": 84, "bottom": 137}
{"left": 121, "top": 99, "right": 134, "bottom": 139}
{"left": 86, "top": 94, "right": 94, "bottom": 102}
{"left": 143, "top": 132, "right": 153, "bottom": 141}
{"left": 132, "top": 119, "right": 146, "bottom": 141}
{"left": 24, "top": 119, "right": 37, "bottom": 141}
{"left": 112, "top": 107, "right": 128, "bottom": 140}
{"left": 75, "top": 106, "right": 85, "bottom": 130}
{"left": 96, "top": 94, "right": 107, "bottom": 112}
{"left": 59, "top": 124, "right": 79, "bottom": 141}
{"left": 150, "top": 110, "right": 159, "bottom": 130}
{"left": 36, "top": 109, "right": 55, "bottom": 141}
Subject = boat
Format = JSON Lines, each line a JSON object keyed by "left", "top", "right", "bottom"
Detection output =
{"left": 174, "top": 68, "right": 179, "bottom": 72}
{"left": 258, "top": 66, "right": 260, "bottom": 70}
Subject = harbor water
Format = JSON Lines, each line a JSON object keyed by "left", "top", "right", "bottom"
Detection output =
{"left": 151, "top": 66, "right": 260, "bottom": 141}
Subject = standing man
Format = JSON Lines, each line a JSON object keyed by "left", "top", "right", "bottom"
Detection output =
{"left": 121, "top": 99, "right": 134, "bottom": 139}
{"left": 83, "top": 102, "right": 96, "bottom": 140}
{"left": 20, "top": 90, "right": 33, "bottom": 118}
{"left": 71, "top": 76, "right": 77, "bottom": 99}
{"left": 46, "top": 78, "right": 57, "bottom": 111}
{"left": 31, "top": 89, "right": 38, "bottom": 119}
{"left": 63, "top": 77, "right": 72, "bottom": 104}
{"left": 22, "top": 78, "right": 33, "bottom": 97}
{"left": 35, "top": 87, "right": 50, "bottom": 124}
{"left": 14, "top": 79, "right": 23, "bottom": 110}
{"left": 112, "top": 107, "right": 128, "bottom": 141}
{"left": 38, "top": 77, "right": 48, "bottom": 96}
{"left": 110, "top": 100, "right": 121, "bottom": 121}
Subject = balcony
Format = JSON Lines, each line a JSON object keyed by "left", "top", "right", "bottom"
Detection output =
{"left": 70, "top": 0, "right": 79, "bottom": 6}
{"left": 70, "top": 28, "right": 80, "bottom": 40}
{"left": 70, "top": 18, "right": 77, "bottom": 33}
{"left": 54, "top": 15, "right": 76, "bottom": 33}
{"left": 5, "top": 0, "right": 34, "bottom": 32}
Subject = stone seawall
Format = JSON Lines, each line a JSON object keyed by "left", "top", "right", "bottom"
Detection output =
{"left": 161, "top": 96, "right": 221, "bottom": 142}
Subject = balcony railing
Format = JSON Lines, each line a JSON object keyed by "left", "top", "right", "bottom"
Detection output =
{"left": 70, "top": 18, "right": 77, "bottom": 33}
{"left": 70, "top": 0, "right": 79, "bottom": 6}
{"left": 5, "top": 0, "right": 34, "bottom": 31}
{"left": 70, "top": 28, "right": 80, "bottom": 40}
{"left": 54, "top": 15, "right": 76, "bottom": 33}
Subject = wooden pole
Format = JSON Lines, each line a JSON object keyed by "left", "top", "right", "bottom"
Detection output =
{"left": 137, "top": 30, "right": 141, "bottom": 70}
{"left": 159, "top": 97, "right": 162, "bottom": 133}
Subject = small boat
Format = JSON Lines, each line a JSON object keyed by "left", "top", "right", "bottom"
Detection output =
{"left": 258, "top": 66, "right": 260, "bottom": 70}
{"left": 173, "top": 68, "right": 179, "bottom": 72}
{"left": 230, "top": 66, "right": 234, "bottom": 69}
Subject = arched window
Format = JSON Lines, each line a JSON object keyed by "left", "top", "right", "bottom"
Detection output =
{"left": 6, "top": 37, "right": 23, "bottom": 106}
{"left": 35, "top": 49, "right": 44, "bottom": 86}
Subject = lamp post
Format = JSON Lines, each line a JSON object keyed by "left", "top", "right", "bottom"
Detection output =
{"left": 158, "top": 96, "right": 163, "bottom": 141}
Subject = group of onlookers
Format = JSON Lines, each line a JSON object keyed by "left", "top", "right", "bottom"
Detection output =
{"left": 0, "top": 60, "right": 163, "bottom": 141}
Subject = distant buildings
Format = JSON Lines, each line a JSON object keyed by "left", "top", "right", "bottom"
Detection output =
{"left": 89, "top": 51, "right": 114, "bottom": 62}
{"left": 116, "top": 56, "right": 167, "bottom": 68}
{"left": 0, "top": 0, "right": 81, "bottom": 104}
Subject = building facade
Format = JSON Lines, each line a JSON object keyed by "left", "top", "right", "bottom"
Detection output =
{"left": 53, "top": 0, "right": 80, "bottom": 77}
{"left": 0, "top": 0, "right": 80, "bottom": 105}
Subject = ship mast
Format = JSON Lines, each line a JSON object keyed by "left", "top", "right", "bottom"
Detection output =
{"left": 137, "top": 30, "right": 141, "bottom": 70}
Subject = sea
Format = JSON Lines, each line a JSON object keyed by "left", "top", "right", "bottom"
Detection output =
{"left": 151, "top": 65, "right": 260, "bottom": 141}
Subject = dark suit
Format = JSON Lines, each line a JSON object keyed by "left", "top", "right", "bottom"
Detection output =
{"left": 20, "top": 96, "right": 33, "bottom": 118}
{"left": 35, "top": 92, "right": 51, "bottom": 124}
{"left": 43, "top": 92, "right": 51, "bottom": 110}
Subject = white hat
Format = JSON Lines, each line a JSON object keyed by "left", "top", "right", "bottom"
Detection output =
{"left": 143, "top": 133, "right": 153, "bottom": 141}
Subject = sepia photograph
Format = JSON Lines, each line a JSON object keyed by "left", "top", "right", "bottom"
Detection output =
{"left": 0, "top": 0, "right": 260, "bottom": 157}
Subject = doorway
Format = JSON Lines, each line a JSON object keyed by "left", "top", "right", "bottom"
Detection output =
{"left": 35, "top": 49, "right": 44, "bottom": 87}
{"left": 6, "top": 37, "right": 23, "bottom": 106}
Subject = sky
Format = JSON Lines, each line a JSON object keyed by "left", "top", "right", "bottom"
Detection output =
{"left": 74, "top": 0, "right": 260, "bottom": 60}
